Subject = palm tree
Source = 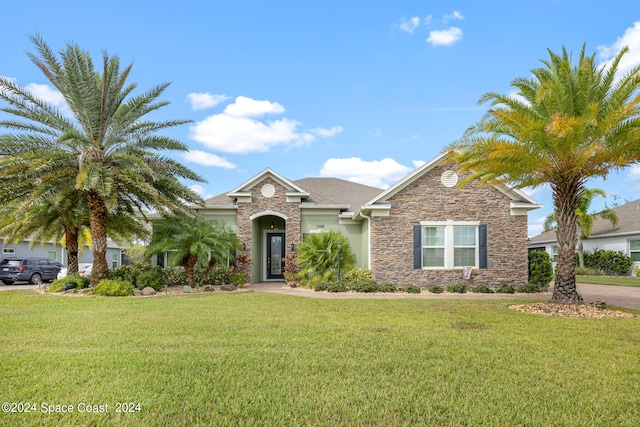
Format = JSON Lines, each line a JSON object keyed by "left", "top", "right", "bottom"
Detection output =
{"left": 543, "top": 189, "right": 618, "bottom": 268}
{"left": 0, "top": 35, "right": 204, "bottom": 285}
{"left": 297, "top": 230, "right": 356, "bottom": 287}
{"left": 146, "top": 215, "right": 240, "bottom": 288}
{"left": 452, "top": 45, "right": 640, "bottom": 303}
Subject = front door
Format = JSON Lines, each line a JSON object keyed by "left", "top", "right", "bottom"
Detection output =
{"left": 266, "top": 233, "right": 285, "bottom": 280}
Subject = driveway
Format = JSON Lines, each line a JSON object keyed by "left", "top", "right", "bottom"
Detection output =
{"left": 246, "top": 282, "right": 640, "bottom": 311}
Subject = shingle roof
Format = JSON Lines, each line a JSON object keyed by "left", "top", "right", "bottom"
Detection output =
{"left": 293, "top": 177, "right": 383, "bottom": 209}
{"left": 202, "top": 176, "right": 383, "bottom": 211}
{"left": 529, "top": 198, "right": 640, "bottom": 243}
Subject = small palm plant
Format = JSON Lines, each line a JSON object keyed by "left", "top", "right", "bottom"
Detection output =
{"left": 296, "top": 230, "right": 356, "bottom": 288}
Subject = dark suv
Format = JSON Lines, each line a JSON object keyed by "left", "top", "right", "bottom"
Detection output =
{"left": 0, "top": 257, "right": 62, "bottom": 285}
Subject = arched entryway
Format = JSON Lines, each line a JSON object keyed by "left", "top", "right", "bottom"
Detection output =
{"left": 249, "top": 212, "right": 288, "bottom": 282}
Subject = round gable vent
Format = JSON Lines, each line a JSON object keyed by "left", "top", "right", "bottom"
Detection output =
{"left": 440, "top": 170, "right": 458, "bottom": 188}
{"left": 261, "top": 184, "right": 276, "bottom": 198}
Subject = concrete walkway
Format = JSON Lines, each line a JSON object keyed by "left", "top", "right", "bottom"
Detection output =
{"left": 3, "top": 281, "right": 639, "bottom": 311}
{"left": 245, "top": 281, "right": 640, "bottom": 311}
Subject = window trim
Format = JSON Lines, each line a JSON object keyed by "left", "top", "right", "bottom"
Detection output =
{"left": 418, "top": 221, "right": 480, "bottom": 269}
{"left": 630, "top": 239, "right": 640, "bottom": 262}
{"left": 2, "top": 248, "right": 16, "bottom": 254}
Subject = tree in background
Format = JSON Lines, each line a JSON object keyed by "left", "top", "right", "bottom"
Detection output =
{"left": 452, "top": 45, "right": 640, "bottom": 303}
{"left": 543, "top": 188, "right": 618, "bottom": 268}
{"left": 0, "top": 35, "right": 203, "bottom": 285}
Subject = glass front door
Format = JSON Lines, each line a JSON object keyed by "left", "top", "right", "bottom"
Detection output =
{"left": 267, "top": 233, "right": 285, "bottom": 280}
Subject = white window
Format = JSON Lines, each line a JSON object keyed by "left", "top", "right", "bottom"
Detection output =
{"left": 551, "top": 246, "right": 558, "bottom": 263}
{"left": 630, "top": 240, "right": 640, "bottom": 262}
{"left": 2, "top": 248, "right": 15, "bottom": 254}
{"left": 420, "top": 222, "right": 479, "bottom": 269}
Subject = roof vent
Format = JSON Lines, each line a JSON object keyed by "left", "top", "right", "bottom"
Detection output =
{"left": 440, "top": 170, "right": 458, "bottom": 188}
{"left": 261, "top": 184, "right": 275, "bottom": 198}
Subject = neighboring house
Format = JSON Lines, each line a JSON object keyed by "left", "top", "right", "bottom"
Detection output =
{"left": 528, "top": 198, "right": 640, "bottom": 275}
{"left": 151, "top": 151, "right": 541, "bottom": 287}
{"left": 0, "top": 238, "right": 126, "bottom": 269}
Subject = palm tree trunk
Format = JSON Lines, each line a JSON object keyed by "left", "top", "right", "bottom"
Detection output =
{"left": 199, "top": 257, "right": 217, "bottom": 287}
{"left": 183, "top": 254, "right": 198, "bottom": 288}
{"left": 65, "top": 225, "right": 80, "bottom": 276}
{"left": 551, "top": 181, "right": 583, "bottom": 304}
{"left": 87, "top": 190, "right": 111, "bottom": 286}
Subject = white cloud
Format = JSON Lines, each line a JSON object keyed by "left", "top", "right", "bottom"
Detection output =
{"left": 189, "top": 184, "right": 214, "bottom": 200}
{"left": 16, "top": 82, "right": 72, "bottom": 115}
{"left": 368, "top": 128, "right": 383, "bottom": 137}
{"left": 427, "top": 27, "right": 463, "bottom": 46}
{"left": 189, "top": 96, "right": 340, "bottom": 154}
{"left": 443, "top": 10, "right": 464, "bottom": 24}
{"left": 628, "top": 164, "right": 640, "bottom": 182}
{"left": 528, "top": 216, "right": 548, "bottom": 238}
{"left": 311, "top": 125, "right": 343, "bottom": 138}
{"left": 187, "top": 92, "right": 229, "bottom": 110}
{"left": 319, "top": 157, "right": 412, "bottom": 189}
{"left": 223, "top": 96, "right": 285, "bottom": 118}
{"left": 182, "top": 150, "right": 236, "bottom": 169}
{"left": 597, "top": 21, "right": 640, "bottom": 77}
{"left": 412, "top": 160, "right": 426, "bottom": 168}
{"left": 399, "top": 16, "right": 421, "bottom": 34}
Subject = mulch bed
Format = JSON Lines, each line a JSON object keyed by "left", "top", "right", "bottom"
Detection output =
{"left": 509, "top": 302, "right": 634, "bottom": 318}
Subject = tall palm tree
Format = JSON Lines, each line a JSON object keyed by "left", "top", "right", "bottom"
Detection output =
{"left": 452, "top": 45, "right": 640, "bottom": 303}
{"left": 543, "top": 188, "right": 618, "bottom": 268}
{"left": 146, "top": 215, "right": 240, "bottom": 288}
{"left": 0, "top": 35, "right": 204, "bottom": 285}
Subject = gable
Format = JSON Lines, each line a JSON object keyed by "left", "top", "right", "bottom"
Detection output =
{"left": 360, "top": 150, "right": 541, "bottom": 217}
{"left": 226, "top": 168, "right": 309, "bottom": 203}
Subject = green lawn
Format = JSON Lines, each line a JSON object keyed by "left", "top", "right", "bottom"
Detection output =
{"left": 1, "top": 290, "right": 638, "bottom": 426}
{"left": 577, "top": 275, "right": 640, "bottom": 287}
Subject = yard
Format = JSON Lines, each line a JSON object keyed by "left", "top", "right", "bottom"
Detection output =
{"left": 1, "top": 290, "right": 638, "bottom": 426}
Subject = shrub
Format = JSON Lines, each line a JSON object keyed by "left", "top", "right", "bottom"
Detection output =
{"left": 528, "top": 250, "right": 553, "bottom": 286}
{"left": 136, "top": 269, "right": 165, "bottom": 291}
{"left": 326, "top": 282, "right": 347, "bottom": 293}
{"left": 163, "top": 266, "right": 188, "bottom": 287}
{"left": 353, "top": 279, "right": 379, "bottom": 293}
{"left": 472, "top": 284, "right": 493, "bottom": 293}
{"left": 428, "top": 285, "right": 443, "bottom": 294}
{"left": 92, "top": 279, "right": 134, "bottom": 296}
{"left": 405, "top": 284, "right": 421, "bottom": 294}
{"left": 496, "top": 284, "right": 515, "bottom": 294}
{"left": 447, "top": 283, "right": 466, "bottom": 293}
{"left": 517, "top": 283, "right": 540, "bottom": 293}
{"left": 575, "top": 267, "right": 605, "bottom": 276}
{"left": 582, "top": 249, "right": 633, "bottom": 276}
{"left": 111, "top": 263, "right": 159, "bottom": 288}
{"left": 224, "top": 266, "right": 248, "bottom": 287}
{"left": 343, "top": 269, "right": 373, "bottom": 290}
{"left": 314, "top": 282, "right": 328, "bottom": 291}
{"left": 379, "top": 282, "right": 397, "bottom": 293}
{"left": 283, "top": 253, "right": 301, "bottom": 284}
{"left": 49, "top": 276, "right": 89, "bottom": 293}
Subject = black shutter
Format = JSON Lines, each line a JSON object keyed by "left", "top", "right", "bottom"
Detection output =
{"left": 479, "top": 224, "right": 487, "bottom": 269}
{"left": 413, "top": 225, "right": 422, "bottom": 269}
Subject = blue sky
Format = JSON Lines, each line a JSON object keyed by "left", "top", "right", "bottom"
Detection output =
{"left": 1, "top": 0, "right": 639, "bottom": 236}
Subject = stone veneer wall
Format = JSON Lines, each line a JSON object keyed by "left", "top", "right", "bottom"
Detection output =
{"left": 234, "top": 177, "right": 301, "bottom": 282}
{"left": 370, "top": 163, "right": 529, "bottom": 288}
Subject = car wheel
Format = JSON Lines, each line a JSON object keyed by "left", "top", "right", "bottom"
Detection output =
{"left": 2, "top": 279, "right": 14, "bottom": 285}
{"left": 30, "top": 273, "right": 42, "bottom": 285}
